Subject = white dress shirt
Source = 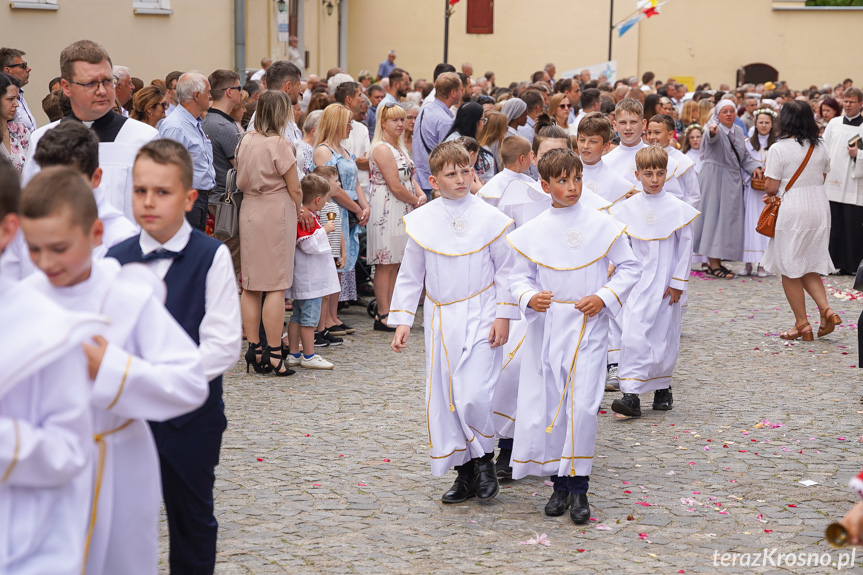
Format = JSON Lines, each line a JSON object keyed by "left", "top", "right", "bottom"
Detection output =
{"left": 138, "top": 220, "right": 242, "bottom": 381}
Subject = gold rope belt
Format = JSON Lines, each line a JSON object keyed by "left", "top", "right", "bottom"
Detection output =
{"left": 424, "top": 282, "right": 494, "bottom": 448}
{"left": 82, "top": 418, "right": 135, "bottom": 574}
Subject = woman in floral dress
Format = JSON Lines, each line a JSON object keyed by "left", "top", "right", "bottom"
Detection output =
{"left": 0, "top": 74, "right": 29, "bottom": 173}
{"left": 368, "top": 102, "right": 426, "bottom": 331}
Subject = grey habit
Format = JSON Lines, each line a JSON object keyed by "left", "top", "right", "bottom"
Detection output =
{"left": 692, "top": 123, "right": 760, "bottom": 260}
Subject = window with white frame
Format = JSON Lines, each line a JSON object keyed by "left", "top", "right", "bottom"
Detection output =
{"left": 133, "top": 0, "right": 172, "bottom": 15}
{"left": 10, "top": 0, "right": 59, "bottom": 10}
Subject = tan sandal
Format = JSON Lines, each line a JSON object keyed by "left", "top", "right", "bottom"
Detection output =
{"left": 780, "top": 322, "right": 814, "bottom": 342}
{"left": 817, "top": 309, "right": 842, "bottom": 338}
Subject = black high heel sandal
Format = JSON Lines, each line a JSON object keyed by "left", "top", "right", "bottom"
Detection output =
{"left": 244, "top": 342, "right": 267, "bottom": 374}
{"left": 374, "top": 313, "right": 397, "bottom": 332}
{"left": 265, "top": 345, "right": 295, "bottom": 376}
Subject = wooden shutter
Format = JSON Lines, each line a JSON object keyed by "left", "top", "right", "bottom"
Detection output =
{"left": 466, "top": 0, "right": 493, "bottom": 34}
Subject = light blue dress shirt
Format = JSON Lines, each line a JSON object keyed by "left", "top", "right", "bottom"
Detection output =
{"left": 159, "top": 105, "right": 215, "bottom": 190}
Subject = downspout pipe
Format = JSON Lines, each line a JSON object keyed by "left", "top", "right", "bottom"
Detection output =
{"left": 235, "top": 0, "right": 247, "bottom": 82}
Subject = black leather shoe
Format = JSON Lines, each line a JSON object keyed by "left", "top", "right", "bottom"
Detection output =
{"left": 441, "top": 471, "right": 476, "bottom": 504}
{"left": 496, "top": 448, "right": 513, "bottom": 480}
{"left": 475, "top": 460, "right": 499, "bottom": 500}
{"left": 569, "top": 493, "right": 591, "bottom": 524}
{"left": 544, "top": 490, "right": 572, "bottom": 516}
{"left": 611, "top": 393, "right": 642, "bottom": 417}
{"left": 652, "top": 387, "right": 673, "bottom": 410}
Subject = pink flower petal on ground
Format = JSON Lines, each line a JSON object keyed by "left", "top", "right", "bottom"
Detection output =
{"left": 313, "top": 483, "right": 321, "bottom": 486}
{"left": 718, "top": 511, "right": 728, "bottom": 514}
{"left": 622, "top": 481, "right": 631, "bottom": 484}
{"left": 256, "top": 457, "right": 263, "bottom": 461}
{"left": 383, "top": 459, "right": 390, "bottom": 462}
{"left": 596, "top": 524, "right": 612, "bottom": 531}
{"left": 338, "top": 454, "right": 344, "bottom": 457}
{"left": 577, "top": 549, "right": 586, "bottom": 553}
{"left": 692, "top": 491, "right": 701, "bottom": 495}
{"left": 589, "top": 517, "right": 598, "bottom": 521}
{"left": 544, "top": 480, "right": 554, "bottom": 487}
{"left": 635, "top": 502, "right": 652, "bottom": 506}
{"left": 358, "top": 483, "right": 367, "bottom": 486}
{"left": 838, "top": 437, "right": 847, "bottom": 441}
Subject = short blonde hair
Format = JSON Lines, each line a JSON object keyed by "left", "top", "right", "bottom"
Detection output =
{"left": 499, "top": 135, "right": 531, "bottom": 166}
{"left": 615, "top": 97, "right": 644, "bottom": 119}
{"left": 136, "top": 139, "right": 194, "bottom": 190}
{"left": 429, "top": 141, "right": 471, "bottom": 176}
{"left": 635, "top": 145, "right": 668, "bottom": 172}
{"left": 314, "top": 103, "right": 353, "bottom": 148}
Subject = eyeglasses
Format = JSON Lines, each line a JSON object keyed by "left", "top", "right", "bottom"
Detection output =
{"left": 155, "top": 102, "right": 169, "bottom": 109}
{"left": 480, "top": 117, "right": 489, "bottom": 124}
{"left": 560, "top": 103, "right": 572, "bottom": 109}
{"left": 69, "top": 78, "right": 116, "bottom": 92}
{"left": 225, "top": 85, "right": 242, "bottom": 92}
{"left": 5, "top": 62, "right": 27, "bottom": 69}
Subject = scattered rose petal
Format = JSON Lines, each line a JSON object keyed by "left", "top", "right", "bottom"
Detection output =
{"left": 596, "top": 524, "right": 612, "bottom": 531}
{"left": 788, "top": 504, "right": 797, "bottom": 508}
{"left": 338, "top": 454, "right": 344, "bottom": 458}
{"left": 313, "top": 483, "right": 321, "bottom": 486}
{"left": 624, "top": 490, "right": 632, "bottom": 494}
{"left": 838, "top": 437, "right": 847, "bottom": 441}
{"left": 764, "top": 529, "right": 773, "bottom": 533}
{"left": 544, "top": 480, "right": 554, "bottom": 487}
{"left": 599, "top": 410, "right": 607, "bottom": 414}
{"left": 635, "top": 502, "right": 651, "bottom": 507}
{"left": 256, "top": 457, "right": 263, "bottom": 461}
{"left": 692, "top": 491, "right": 701, "bottom": 495}
{"left": 577, "top": 549, "right": 585, "bottom": 553}
{"left": 358, "top": 483, "right": 367, "bottom": 486}
{"left": 520, "top": 532, "right": 552, "bottom": 546}
{"left": 383, "top": 459, "right": 390, "bottom": 462}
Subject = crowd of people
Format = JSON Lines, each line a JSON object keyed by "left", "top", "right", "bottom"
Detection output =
{"left": 2, "top": 37, "right": 863, "bottom": 573}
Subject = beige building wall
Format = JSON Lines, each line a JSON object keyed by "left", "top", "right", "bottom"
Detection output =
{"left": 339, "top": 0, "right": 861, "bottom": 90}
{"left": 2, "top": 0, "right": 235, "bottom": 126}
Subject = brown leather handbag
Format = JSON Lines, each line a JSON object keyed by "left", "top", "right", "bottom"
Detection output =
{"left": 756, "top": 144, "right": 814, "bottom": 238}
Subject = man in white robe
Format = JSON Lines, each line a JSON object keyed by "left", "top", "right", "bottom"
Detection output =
{"left": 823, "top": 87, "right": 863, "bottom": 274}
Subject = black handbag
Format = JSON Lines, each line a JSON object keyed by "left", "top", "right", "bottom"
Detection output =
{"left": 854, "top": 259, "right": 863, "bottom": 292}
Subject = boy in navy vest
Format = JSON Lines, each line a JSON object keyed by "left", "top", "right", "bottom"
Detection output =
{"left": 107, "top": 139, "right": 242, "bottom": 574}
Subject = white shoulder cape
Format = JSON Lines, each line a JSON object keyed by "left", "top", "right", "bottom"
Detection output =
{"left": 608, "top": 190, "right": 700, "bottom": 241}
{"left": 507, "top": 202, "right": 626, "bottom": 269}
{"left": 0, "top": 283, "right": 107, "bottom": 399}
{"left": 404, "top": 194, "right": 513, "bottom": 256}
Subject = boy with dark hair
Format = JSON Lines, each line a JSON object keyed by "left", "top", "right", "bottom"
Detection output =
{"left": 608, "top": 146, "right": 700, "bottom": 417}
{"left": 19, "top": 166, "right": 209, "bottom": 575}
{"left": 390, "top": 141, "right": 518, "bottom": 504}
{"left": 577, "top": 113, "right": 635, "bottom": 206}
{"left": 106, "top": 139, "right": 242, "bottom": 574}
{"left": 32, "top": 121, "right": 138, "bottom": 258}
{"left": 507, "top": 148, "right": 641, "bottom": 523}
{"left": 0, "top": 158, "right": 106, "bottom": 575}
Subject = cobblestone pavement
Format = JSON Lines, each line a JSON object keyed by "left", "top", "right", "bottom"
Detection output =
{"left": 160, "top": 269, "right": 863, "bottom": 574}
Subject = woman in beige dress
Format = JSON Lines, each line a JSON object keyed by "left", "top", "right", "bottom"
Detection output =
{"left": 238, "top": 91, "right": 311, "bottom": 376}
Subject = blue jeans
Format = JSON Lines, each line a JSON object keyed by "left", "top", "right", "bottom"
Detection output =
{"left": 290, "top": 297, "right": 322, "bottom": 327}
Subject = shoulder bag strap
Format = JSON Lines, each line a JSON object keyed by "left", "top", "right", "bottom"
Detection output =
{"left": 417, "top": 107, "right": 433, "bottom": 155}
{"left": 785, "top": 144, "right": 815, "bottom": 192}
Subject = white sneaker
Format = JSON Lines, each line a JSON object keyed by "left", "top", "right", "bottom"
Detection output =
{"left": 287, "top": 354, "right": 301, "bottom": 367}
{"left": 605, "top": 365, "right": 620, "bottom": 391}
{"left": 300, "top": 354, "right": 334, "bottom": 370}
{"left": 739, "top": 263, "right": 752, "bottom": 277}
{"left": 757, "top": 266, "right": 768, "bottom": 278}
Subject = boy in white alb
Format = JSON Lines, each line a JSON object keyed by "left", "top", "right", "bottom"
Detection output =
{"left": 608, "top": 147, "right": 700, "bottom": 417}
{"left": 604, "top": 98, "right": 685, "bottom": 200}
{"left": 32, "top": 121, "right": 138, "bottom": 258}
{"left": 577, "top": 113, "right": 635, "bottom": 206}
{"left": 507, "top": 148, "right": 641, "bottom": 524}
{"left": 645, "top": 114, "right": 700, "bottom": 208}
{"left": 477, "top": 136, "right": 534, "bottom": 208}
{"left": 0, "top": 158, "right": 106, "bottom": 575}
{"left": 285, "top": 173, "right": 341, "bottom": 370}
{"left": 491, "top": 124, "right": 608, "bottom": 479}
{"left": 390, "top": 142, "right": 518, "bottom": 504}
{"left": 18, "top": 167, "right": 209, "bottom": 575}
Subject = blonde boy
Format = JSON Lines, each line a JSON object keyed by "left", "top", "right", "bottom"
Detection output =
{"left": 477, "top": 135, "right": 534, "bottom": 207}
{"left": 390, "top": 141, "right": 518, "bottom": 504}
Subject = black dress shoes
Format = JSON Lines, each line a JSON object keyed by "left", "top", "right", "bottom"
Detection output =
{"left": 544, "top": 491, "right": 572, "bottom": 516}
{"left": 570, "top": 493, "right": 591, "bottom": 524}
{"left": 475, "top": 460, "right": 499, "bottom": 500}
{"left": 652, "top": 387, "right": 673, "bottom": 410}
{"left": 441, "top": 469, "right": 476, "bottom": 504}
{"left": 496, "top": 448, "right": 513, "bottom": 481}
{"left": 611, "top": 393, "right": 642, "bottom": 417}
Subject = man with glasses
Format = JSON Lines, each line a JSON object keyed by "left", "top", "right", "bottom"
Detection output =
{"left": 202, "top": 69, "right": 242, "bottom": 268}
{"left": 0, "top": 47, "right": 36, "bottom": 132}
{"left": 20, "top": 40, "right": 157, "bottom": 222}
{"left": 158, "top": 72, "right": 215, "bottom": 231}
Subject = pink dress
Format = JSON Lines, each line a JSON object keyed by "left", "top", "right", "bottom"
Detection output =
{"left": 2, "top": 120, "right": 30, "bottom": 172}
